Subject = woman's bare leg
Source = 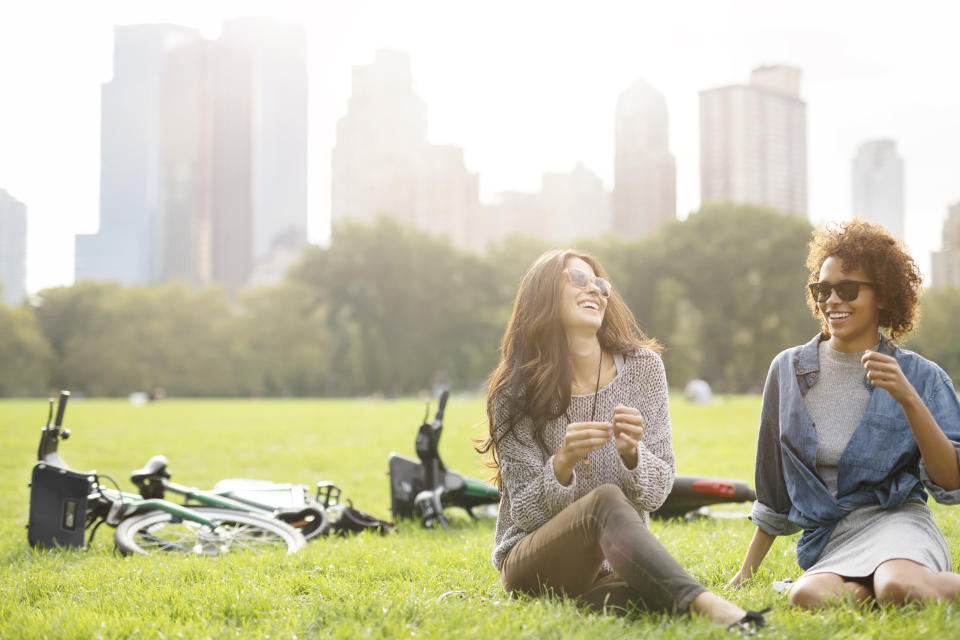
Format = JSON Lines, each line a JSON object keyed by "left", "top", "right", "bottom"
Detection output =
{"left": 873, "top": 559, "right": 960, "bottom": 605}
{"left": 788, "top": 572, "right": 873, "bottom": 609}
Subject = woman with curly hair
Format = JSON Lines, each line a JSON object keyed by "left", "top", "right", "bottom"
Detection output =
{"left": 479, "top": 248, "right": 766, "bottom": 630}
{"left": 729, "top": 220, "right": 960, "bottom": 607}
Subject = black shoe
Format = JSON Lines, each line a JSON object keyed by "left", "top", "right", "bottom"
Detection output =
{"left": 727, "top": 607, "right": 771, "bottom": 634}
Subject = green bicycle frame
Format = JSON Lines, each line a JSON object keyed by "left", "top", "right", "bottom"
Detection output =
{"left": 108, "top": 488, "right": 261, "bottom": 530}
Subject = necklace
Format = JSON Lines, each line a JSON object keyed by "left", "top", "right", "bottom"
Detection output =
{"left": 565, "top": 350, "right": 603, "bottom": 478}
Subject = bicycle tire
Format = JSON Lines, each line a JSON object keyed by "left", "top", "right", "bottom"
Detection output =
{"left": 113, "top": 507, "right": 306, "bottom": 556}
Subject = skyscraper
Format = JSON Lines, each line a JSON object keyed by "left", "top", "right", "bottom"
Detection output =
{"left": 159, "top": 39, "right": 253, "bottom": 293}
{"left": 75, "top": 24, "right": 200, "bottom": 285}
{"left": 700, "top": 65, "right": 808, "bottom": 216}
{"left": 77, "top": 20, "right": 308, "bottom": 294}
{"left": 0, "top": 189, "right": 27, "bottom": 305}
{"left": 332, "top": 50, "right": 427, "bottom": 229}
{"left": 221, "top": 19, "right": 309, "bottom": 275}
{"left": 931, "top": 202, "right": 960, "bottom": 288}
{"left": 332, "top": 50, "right": 478, "bottom": 247}
{"left": 613, "top": 79, "right": 676, "bottom": 236}
{"left": 852, "top": 139, "right": 905, "bottom": 240}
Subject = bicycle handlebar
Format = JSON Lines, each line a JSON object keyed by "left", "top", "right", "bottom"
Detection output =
{"left": 54, "top": 391, "right": 70, "bottom": 428}
{"left": 433, "top": 390, "right": 449, "bottom": 429}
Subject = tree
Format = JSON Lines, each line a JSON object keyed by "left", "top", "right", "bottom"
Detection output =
{"left": 0, "top": 303, "right": 53, "bottom": 396}
{"left": 291, "top": 217, "right": 506, "bottom": 395}
{"left": 32, "top": 281, "right": 243, "bottom": 396}
{"left": 907, "top": 287, "right": 960, "bottom": 384}
{"left": 650, "top": 204, "right": 819, "bottom": 391}
{"left": 17, "top": 209, "right": 825, "bottom": 397}
{"left": 234, "top": 281, "right": 330, "bottom": 396}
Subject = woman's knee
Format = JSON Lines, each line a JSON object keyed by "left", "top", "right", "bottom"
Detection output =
{"left": 585, "top": 484, "right": 627, "bottom": 510}
{"left": 874, "top": 561, "right": 937, "bottom": 605}
{"left": 874, "top": 574, "right": 922, "bottom": 605}
{"left": 874, "top": 578, "right": 908, "bottom": 605}
{"left": 787, "top": 575, "right": 846, "bottom": 609}
{"left": 787, "top": 581, "right": 827, "bottom": 609}
{"left": 577, "top": 484, "right": 641, "bottom": 541}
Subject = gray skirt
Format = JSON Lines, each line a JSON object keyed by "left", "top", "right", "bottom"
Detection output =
{"left": 804, "top": 499, "right": 952, "bottom": 578}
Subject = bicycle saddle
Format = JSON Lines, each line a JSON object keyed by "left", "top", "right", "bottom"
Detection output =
{"left": 130, "top": 455, "right": 170, "bottom": 498}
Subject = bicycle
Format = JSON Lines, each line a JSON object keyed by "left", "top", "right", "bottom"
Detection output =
{"left": 388, "top": 390, "right": 501, "bottom": 530}
{"left": 27, "top": 391, "right": 307, "bottom": 556}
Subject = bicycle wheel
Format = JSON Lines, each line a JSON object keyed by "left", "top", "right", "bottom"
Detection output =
{"left": 113, "top": 507, "right": 306, "bottom": 556}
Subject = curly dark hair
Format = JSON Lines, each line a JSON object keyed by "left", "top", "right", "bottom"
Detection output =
{"left": 805, "top": 219, "right": 922, "bottom": 342}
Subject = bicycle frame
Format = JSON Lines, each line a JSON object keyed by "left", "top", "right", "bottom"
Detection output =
{"left": 128, "top": 455, "right": 332, "bottom": 539}
{"left": 130, "top": 455, "right": 309, "bottom": 516}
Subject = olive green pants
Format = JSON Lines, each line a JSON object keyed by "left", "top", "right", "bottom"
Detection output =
{"left": 500, "top": 484, "right": 707, "bottom": 614}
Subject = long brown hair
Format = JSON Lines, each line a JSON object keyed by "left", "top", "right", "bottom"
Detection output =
{"left": 477, "top": 249, "right": 660, "bottom": 488}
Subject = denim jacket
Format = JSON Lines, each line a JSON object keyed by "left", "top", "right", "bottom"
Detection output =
{"left": 749, "top": 332, "right": 960, "bottom": 570}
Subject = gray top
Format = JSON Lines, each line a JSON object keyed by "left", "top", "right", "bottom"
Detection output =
{"left": 491, "top": 349, "right": 676, "bottom": 572}
{"left": 804, "top": 340, "right": 874, "bottom": 496}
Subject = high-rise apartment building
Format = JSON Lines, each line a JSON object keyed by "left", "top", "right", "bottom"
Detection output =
{"left": 852, "top": 139, "right": 905, "bottom": 240}
{"left": 76, "top": 20, "right": 307, "bottom": 294}
{"left": 221, "top": 19, "right": 308, "bottom": 276}
{"left": 160, "top": 39, "right": 255, "bottom": 294}
{"left": 332, "top": 50, "right": 479, "bottom": 248}
{"left": 931, "top": 202, "right": 960, "bottom": 288}
{"left": 0, "top": 189, "right": 27, "bottom": 305}
{"left": 613, "top": 79, "right": 676, "bottom": 236}
{"left": 700, "top": 65, "right": 807, "bottom": 216}
{"left": 76, "top": 24, "right": 200, "bottom": 285}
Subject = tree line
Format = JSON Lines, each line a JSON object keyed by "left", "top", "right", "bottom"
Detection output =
{"left": 3, "top": 203, "right": 959, "bottom": 397}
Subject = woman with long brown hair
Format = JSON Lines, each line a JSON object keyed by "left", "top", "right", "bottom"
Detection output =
{"left": 478, "top": 248, "right": 764, "bottom": 630}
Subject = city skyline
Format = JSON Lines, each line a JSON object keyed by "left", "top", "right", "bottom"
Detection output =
{"left": 2, "top": 1, "right": 959, "bottom": 293}
{"left": 75, "top": 19, "right": 308, "bottom": 295}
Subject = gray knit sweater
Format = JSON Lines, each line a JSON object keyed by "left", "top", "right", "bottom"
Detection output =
{"left": 491, "top": 349, "right": 676, "bottom": 571}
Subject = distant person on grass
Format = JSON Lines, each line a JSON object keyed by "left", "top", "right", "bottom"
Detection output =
{"left": 477, "top": 249, "right": 765, "bottom": 631}
{"left": 729, "top": 220, "right": 960, "bottom": 607}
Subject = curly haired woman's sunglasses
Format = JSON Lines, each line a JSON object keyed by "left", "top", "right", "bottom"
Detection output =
{"left": 808, "top": 280, "right": 874, "bottom": 303}
{"left": 565, "top": 268, "right": 612, "bottom": 298}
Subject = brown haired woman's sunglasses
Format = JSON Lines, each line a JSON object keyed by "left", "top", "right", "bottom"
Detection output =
{"left": 565, "top": 268, "right": 612, "bottom": 298}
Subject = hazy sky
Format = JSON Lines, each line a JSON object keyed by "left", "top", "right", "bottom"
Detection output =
{"left": 1, "top": 0, "right": 959, "bottom": 293}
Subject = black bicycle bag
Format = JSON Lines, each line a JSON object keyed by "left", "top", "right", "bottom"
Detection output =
{"left": 331, "top": 503, "right": 394, "bottom": 536}
{"left": 27, "top": 463, "right": 91, "bottom": 549}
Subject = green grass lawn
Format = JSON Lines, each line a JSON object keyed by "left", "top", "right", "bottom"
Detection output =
{"left": 2, "top": 395, "right": 959, "bottom": 639}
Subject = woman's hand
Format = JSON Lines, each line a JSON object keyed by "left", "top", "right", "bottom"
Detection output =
{"left": 612, "top": 404, "right": 644, "bottom": 469}
{"left": 727, "top": 570, "right": 748, "bottom": 589}
{"left": 553, "top": 421, "right": 612, "bottom": 486}
{"left": 862, "top": 350, "right": 920, "bottom": 406}
{"left": 864, "top": 350, "right": 960, "bottom": 490}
